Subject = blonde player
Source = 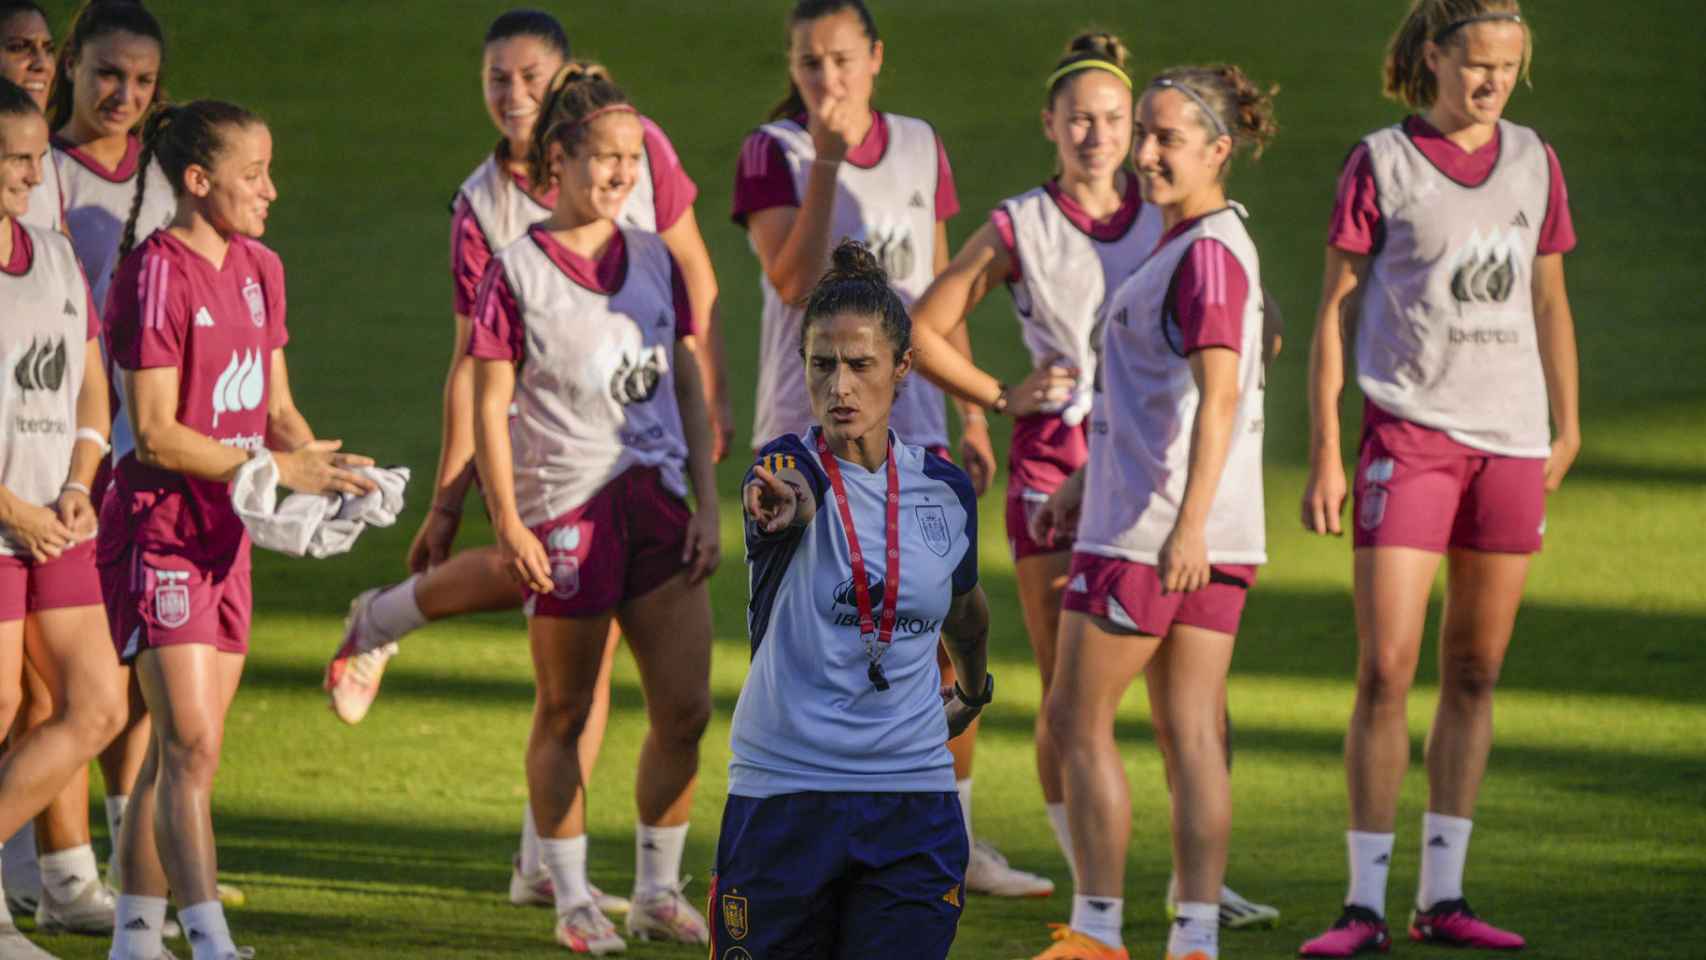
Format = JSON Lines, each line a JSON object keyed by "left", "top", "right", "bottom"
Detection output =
{"left": 1299, "top": 2, "right": 1577, "bottom": 954}
{"left": 323, "top": 11, "right": 729, "bottom": 913}
{"left": 101, "top": 99, "right": 378, "bottom": 960}
{"left": 1026, "top": 64, "right": 1277, "bottom": 960}
{"left": 0, "top": 78, "right": 128, "bottom": 960}
{"left": 467, "top": 65, "right": 718, "bottom": 954}
{"left": 731, "top": 0, "right": 1025, "bottom": 893}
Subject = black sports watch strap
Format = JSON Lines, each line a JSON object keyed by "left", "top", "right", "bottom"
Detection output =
{"left": 954, "top": 672, "right": 994, "bottom": 708}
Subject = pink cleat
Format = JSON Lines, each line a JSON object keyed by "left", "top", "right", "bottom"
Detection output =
{"left": 1299, "top": 905, "right": 1391, "bottom": 957}
{"left": 324, "top": 589, "right": 398, "bottom": 724}
{"left": 1409, "top": 898, "right": 1525, "bottom": 950}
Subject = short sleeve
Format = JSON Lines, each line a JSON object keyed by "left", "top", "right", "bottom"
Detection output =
{"left": 640, "top": 117, "right": 699, "bottom": 232}
{"left": 1167, "top": 238, "right": 1249, "bottom": 354}
{"left": 466, "top": 261, "right": 524, "bottom": 362}
{"left": 923, "top": 451, "right": 978, "bottom": 595}
{"left": 1537, "top": 143, "right": 1576, "bottom": 256}
{"left": 989, "top": 207, "right": 1022, "bottom": 283}
{"left": 731, "top": 130, "right": 798, "bottom": 226}
{"left": 450, "top": 195, "right": 493, "bottom": 318}
{"left": 934, "top": 133, "right": 960, "bottom": 222}
{"left": 110, "top": 250, "right": 190, "bottom": 370}
{"left": 668, "top": 255, "right": 694, "bottom": 339}
{"left": 1326, "top": 143, "right": 1382, "bottom": 256}
{"left": 744, "top": 434, "right": 830, "bottom": 549}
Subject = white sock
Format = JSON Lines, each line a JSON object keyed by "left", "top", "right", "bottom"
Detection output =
{"left": 179, "top": 899, "right": 236, "bottom": 960}
{"left": 1167, "top": 901, "right": 1219, "bottom": 958}
{"left": 1416, "top": 812, "right": 1472, "bottom": 910}
{"left": 105, "top": 794, "right": 129, "bottom": 882}
{"left": 364, "top": 575, "right": 427, "bottom": 648}
{"left": 955, "top": 777, "right": 974, "bottom": 841}
{"left": 634, "top": 822, "right": 689, "bottom": 898}
{"left": 110, "top": 894, "right": 168, "bottom": 960}
{"left": 40, "top": 843, "right": 99, "bottom": 897}
{"left": 1069, "top": 894, "right": 1123, "bottom": 949}
{"left": 519, "top": 805, "right": 543, "bottom": 878}
{"left": 1045, "top": 803, "right": 1078, "bottom": 890}
{"left": 1345, "top": 830, "right": 1394, "bottom": 917}
{"left": 540, "top": 834, "right": 593, "bottom": 913}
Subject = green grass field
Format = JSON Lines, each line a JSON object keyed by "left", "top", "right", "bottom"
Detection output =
{"left": 18, "top": 1, "right": 1706, "bottom": 957}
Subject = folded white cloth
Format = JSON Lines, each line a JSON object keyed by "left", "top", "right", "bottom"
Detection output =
{"left": 230, "top": 450, "right": 410, "bottom": 558}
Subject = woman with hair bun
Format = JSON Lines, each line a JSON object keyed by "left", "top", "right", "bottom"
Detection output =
{"left": 1299, "top": 1, "right": 1577, "bottom": 954}
{"left": 1026, "top": 62, "right": 1278, "bottom": 960}
{"left": 716, "top": 239, "right": 992, "bottom": 960}
{"left": 465, "top": 64, "right": 720, "bottom": 953}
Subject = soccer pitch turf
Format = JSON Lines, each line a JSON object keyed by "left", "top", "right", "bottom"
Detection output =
{"left": 19, "top": 1, "right": 1705, "bottom": 957}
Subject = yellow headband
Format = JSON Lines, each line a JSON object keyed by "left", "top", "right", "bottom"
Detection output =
{"left": 1044, "top": 59, "right": 1133, "bottom": 93}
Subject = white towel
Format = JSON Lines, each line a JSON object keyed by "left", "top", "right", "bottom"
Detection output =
{"left": 230, "top": 450, "right": 410, "bottom": 558}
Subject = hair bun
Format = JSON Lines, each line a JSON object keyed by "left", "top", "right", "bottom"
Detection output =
{"left": 824, "top": 239, "right": 888, "bottom": 286}
{"left": 1064, "top": 30, "right": 1128, "bottom": 70}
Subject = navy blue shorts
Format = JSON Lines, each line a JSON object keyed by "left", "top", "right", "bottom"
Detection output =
{"left": 709, "top": 791, "right": 968, "bottom": 959}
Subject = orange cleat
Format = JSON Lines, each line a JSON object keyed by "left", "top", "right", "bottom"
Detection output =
{"left": 1030, "top": 923, "right": 1131, "bottom": 960}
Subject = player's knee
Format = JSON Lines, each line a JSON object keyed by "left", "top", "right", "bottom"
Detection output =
{"left": 1439, "top": 650, "right": 1502, "bottom": 701}
{"left": 1356, "top": 653, "right": 1414, "bottom": 706}
{"left": 161, "top": 728, "right": 224, "bottom": 785}
{"left": 1041, "top": 689, "right": 1090, "bottom": 749}
{"left": 653, "top": 692, "right": 711, "bottom": 748}
{"left": 536, "top": 693, "right": 594, "bottom": 746}
{"left": 70, "top": 698, "right": 129, "bottom": 755}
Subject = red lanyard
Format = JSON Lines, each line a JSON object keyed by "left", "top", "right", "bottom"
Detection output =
{"left": 815, "top": 430, "right": 901, "bottom": 688}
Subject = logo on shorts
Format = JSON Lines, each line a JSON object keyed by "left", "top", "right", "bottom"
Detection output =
{"left": 242, "top": 277, "right": 267, "bottom": 327}
{"left": 545, "top": 525, "right": 583, "bottom": 600}
{"left": 212, "top": 350, "right": 265, "bottom": 428}
{"left": 1359, "top": 486, "right": 1389, "bottom": 531}
{"left": 152, "top": 569, "right": 192, "bottom": 629}
{"left": 1365, "top": 457, "right": 1395, "bottom": 484}
{"left": 915, "top": 504, "right": 951, "bottom": 557}
{"left": 942, "top": 884, "right": 961, "bottom": 908}
{"left": 720, "top": 893, "right": 748, "bottom": 940}
{"left": 1066, "top": 573, "right": 1088, "bottom": 593}
{"left": 12, "top": 336, "right": 67, "bottom": 395}
{"left": 1447, "top": 227, "right": 1521, "bottom": 304}
{"left": 722, "top": 949, "right": 753, "bottom": 960}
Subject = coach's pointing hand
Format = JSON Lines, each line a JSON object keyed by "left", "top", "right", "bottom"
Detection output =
{"left": 745, "top": 464, "right": 799, "bottom": 533}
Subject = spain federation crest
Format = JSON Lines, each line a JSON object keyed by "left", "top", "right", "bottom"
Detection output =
{"left": 152, "top": 569, "right": 191, "bottom": 629}
{"left": 916, "top": 504, "right": 950, "bottom": 557}
{"left": 241, "top": 277, "right": 266, "bottom": 327}
{"left": 720, "top": 893, "right": 748, "bottom": 941}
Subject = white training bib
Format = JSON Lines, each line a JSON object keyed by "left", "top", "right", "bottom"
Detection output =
{"left": 497, "top": 227, "right": 688, "bottom": 525}
{"left": 1356, "top": 120, "right": 1552, "bottom": 457}
{"left": 1077, "top": 206, "right": 1267, "bottom": 565}
{"left": 750, "top": 113, "right": 949, "bottom": 449}
{"left": 456, "top": 147, "right": 659, "bottom": 256}
{"left": 54, "top": 146, "right": 174, "bottom": 310}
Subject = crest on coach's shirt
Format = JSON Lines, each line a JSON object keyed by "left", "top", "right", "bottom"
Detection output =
{"left": 720, "top": 893, "right": 748, "bottom": 941}
{"left": 1446, "top": 227, "right": 1520, "bottom": 305}
{"left": 242, "top": 277, "right": 266, "bottom": 327}
{"left": 916, "top": 505, "right": 951, "bottom": 557}
{"left": 152, "top": 569, "right": 191, "bottom": 629}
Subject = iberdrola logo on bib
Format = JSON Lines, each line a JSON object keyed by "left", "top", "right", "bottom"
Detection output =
{"left": 212, "top": 349, "right": 264, "bottom": 427}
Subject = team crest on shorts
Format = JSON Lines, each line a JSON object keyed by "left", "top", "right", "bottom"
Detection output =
{"left": 241, "top": 277, "right": 266, "bottom": 327}
{"left": 546, "top": 525, "right": 583, "bottom": 599}
{"left": 915, "top": 505, "right": 951, "bottom": 557}
{"left": 722, "top": 949, "right": 753, "bottom": 960}
{"left": 152, "top": 569, "right": 192, "bottom": 629}
{"left": 720, "top": 893, "right": 748, "bottom": 941}
{"left": 1359, "top": 485, "right": 1388, "bottom": 532}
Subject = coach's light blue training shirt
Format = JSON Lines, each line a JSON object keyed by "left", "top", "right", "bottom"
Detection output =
{"left": 730, "top": 428, "right": 979, "bottom": 798}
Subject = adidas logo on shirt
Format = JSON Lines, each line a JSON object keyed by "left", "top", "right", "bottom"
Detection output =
{"left": 62, "top": 298, "right": 77, "bottom": 316}
{"left": 909, "top": 190, "right": 926, "bottom": 209}
{"left": 1512, "top": 210, "right": 1530, "bottom": 228}
{"left": 1066, "top": 574, "right": 1088, "bottom": 593}
{"left": 195, "top": 306, "right": 216, "bottom": 328}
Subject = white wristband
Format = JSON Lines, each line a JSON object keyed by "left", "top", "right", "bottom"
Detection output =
{"left": 75, "top": 428, "right": 110, "bottom": 453}
{"left": 61, "top": 481, "right": 91, "bottom": 497}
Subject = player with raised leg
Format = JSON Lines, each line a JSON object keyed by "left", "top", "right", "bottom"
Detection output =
{"left": 1298, "top": 2, "right": 1577, "bottom": 954}
{"left": 466, "top": 64, "right": 718, "bottom": 953}
{"left": 1026, "top": 63, "right": 1277, "bottom": 960}
{"left": 100, "top": 99, "right": 379, "bottom": 960}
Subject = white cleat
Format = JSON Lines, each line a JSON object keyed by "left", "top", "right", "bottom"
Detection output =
{"left": 324, "top": 589, "right": 398, "bottom": 725}
{"left": 964, "top": 839, "right": 1055, "bottom": 898}
{"left": 0, "top": 920, "right": 56, "bottom": 959}
{"left": 1165, "top": 876, "right": 1280, "bottom": 929}
{"left": 508, "top": 856, "right": 630, "bottom": 916}
{"left": 34, "top": 875, "right": 114, "bottom": 934}
{"left": 623, "top": 881, "right": 708, "bottom": 945}
{"left": 555, "top": 901, "right": 625, "bottom": 954}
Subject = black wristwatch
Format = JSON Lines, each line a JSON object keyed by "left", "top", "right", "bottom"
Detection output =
{"left": 954, "top": 672, "right": 994, "bottom": 708}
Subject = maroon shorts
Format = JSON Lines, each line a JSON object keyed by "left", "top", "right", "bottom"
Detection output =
{"left": 0, "top": 540, "right": 103, "bottom": 621}
{"left": 100, "top": 543, "right": 252, "bottom": 664}
{"left": 1005, "top": 486, "right": 1074, "bottom": 561}
{"left": 1353, "top": 403, "right": 1545, "bottom": 554}
{"left": 525, "top": 467, "right": 691, "bottom": 619}
{"left": 1005, "top": 413, "right": 1088, "bottom": 561}
{"left": 1062, "top": 552, "right": 1257, "bottom": 638}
